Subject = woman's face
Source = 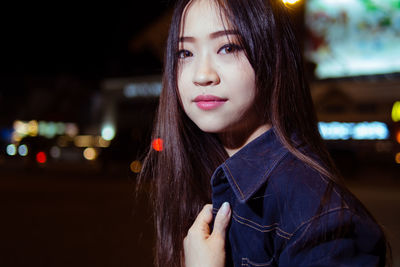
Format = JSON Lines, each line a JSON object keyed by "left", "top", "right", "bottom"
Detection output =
{"left": 177, "top": 0, "right": 258, "bottom": 134}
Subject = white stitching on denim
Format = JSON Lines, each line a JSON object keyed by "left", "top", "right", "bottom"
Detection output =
{"left": 232, "top": 212, "right": 292, "bottom": 240}
{"left": 224, "top": 162, "right": 245, "bottom": 200}
{"left": 233, "top": 211, "right": 284, "bottom": 232}
{"left": 214, "top": 207, "right": 293, "bottom": 239}
{"left": 291, "top": 206, "right": 351, "bottom": 239}
{"left": 276, "top": 231, "right": 292, "bottom": 240}
{"left": 225, "top": 149, "right": 289, "bottom": 201}
{"left": 233, "top": 210, "right": 292, "bottom": 236}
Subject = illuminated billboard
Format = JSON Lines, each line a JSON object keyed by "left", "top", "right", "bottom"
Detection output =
{"left": 305, "top": 0, "right": 400, "bottom": 79}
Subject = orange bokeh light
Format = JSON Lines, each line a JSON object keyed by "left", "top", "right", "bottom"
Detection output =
{"left": 36, "top": 151, "right": 47, "bottom": 164}
{"left": 152, "top": 138, "right": 163, "bottom": 152}
{"left": 396, "top": 131, "right": 400, "bottom": 144}
{"left": 396, "top": 153, "right": 400, "bottom": 164}
{"left": 130, "top": 160, "right": 142, "bottom": 173}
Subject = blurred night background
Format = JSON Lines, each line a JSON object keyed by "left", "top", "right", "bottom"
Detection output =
{"left": 0, "top": 0, "right": 399, "bottom": 266}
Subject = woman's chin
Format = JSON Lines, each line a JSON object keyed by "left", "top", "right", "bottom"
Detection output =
{"left": 195, "top": 123, "right": 226, "bottom": 134}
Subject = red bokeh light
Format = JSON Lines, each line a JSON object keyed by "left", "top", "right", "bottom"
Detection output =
{"left": 152, "top": 138, "right": 163, "bottom": 152}
{"left": 36, "top": 151, "right": 47, "bottom": 164}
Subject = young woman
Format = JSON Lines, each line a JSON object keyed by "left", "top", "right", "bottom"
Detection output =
{"left": 139, "top": 0, "right": 388, "bottom": 266}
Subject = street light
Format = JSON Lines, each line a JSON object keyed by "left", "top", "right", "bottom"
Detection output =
{"left": 282, "top": 0, "right": 302, "bottom": 5}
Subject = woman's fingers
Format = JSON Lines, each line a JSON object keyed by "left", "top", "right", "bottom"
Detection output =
{"left": 183, "top": 203, "right": 231, "bottom": 267}
{"left": 211, "top": 202, "right": 231, "bottom": 241}
{"left": 186, "top": 203, "right": 231, "bottom": 242}
{"left": 189, "top": 204, "right": 213, "bottom": 238}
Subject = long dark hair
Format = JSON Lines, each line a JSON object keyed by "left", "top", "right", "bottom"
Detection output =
{"left": 138, "top": 0, "right": 385, "bottom": 266}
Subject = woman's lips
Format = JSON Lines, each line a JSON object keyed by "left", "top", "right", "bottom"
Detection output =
{"left": 193, "top": 95, "right": 227, "bottom": 110}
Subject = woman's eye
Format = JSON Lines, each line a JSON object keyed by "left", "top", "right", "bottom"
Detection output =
{"left": 178, "top": 50, "right": 193, "bottom": 59}
{"left": 218, "top": 43, "right": 242, "bottom": 54}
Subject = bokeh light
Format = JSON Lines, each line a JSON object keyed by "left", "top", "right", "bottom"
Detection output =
{"left": 282, "top": 0, "right": 301, "bottom": 5}
{"left": 50, "top": 146, "right": 61, "bottom": 159}
{"left": 12, "top": 120, "right": 77, "bottom": 140}
{"left": 6, "top": 144, "right": 17, "bottom": 156}
{"left": 318, "top": 121, "right": 389, "bottom": 140}
{"left": 396, "top": 131, "right": 400, "bottom": 144}
{"left": 39, "top": 121, "right": 57, "bottom": 139}
{"left": 395, "top": 152, "right": 400, "bottom": 164}
{"left": 14, "top": 120, "right": 28, "bottom": 136}
{"left": 352, "top": 122, "right": 389, "bottom": 140}
{"left": 123, "top": 82, "right": 162, "bottom": 98}
{"left": 65, "top": 123, "right": 79, "bottom": 137}
{"left": 83, "top": 147, "right": 97, "bottom": 160}
{"left": 27, "top": 120, "right": 38, "bottom": 136}
{"left": 18, "top": 144, "right": 28, "bottom": 156}
{"left": 130, "top": 160, "right": 142, "bottom": 173}
{"left": 101, "top": 124, "right": 116, "bottom": 141}
{"left": 152, "top": 138, "right": 163, "bottom": 151}
{"left": 56, "top": 122, "right": 66, "bottom": 135}
{"left": 393, "top": 101, "right": 400, "bottom": 122}
{"left": 318, "top": 122, "right": 353, "bottom": 140}
{"left": 74, "top": 135, "right": 94, "bottom": 147}
{"left": 36, "top": 152, "right": 47, "bottom": 164}
{"left": 12, "top": 132, "right": 22, "bottom": 142}
{"left": 96, "top": 136, "right": 111, "bottom": 148}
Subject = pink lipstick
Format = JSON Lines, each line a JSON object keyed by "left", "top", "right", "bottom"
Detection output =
{"left": 193, "top": 95, "right": 227, "bottom": 110}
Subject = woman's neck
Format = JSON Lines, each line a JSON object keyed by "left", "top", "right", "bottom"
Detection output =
{"left": 219, "top": 123, "right": 271, "bottom": 157}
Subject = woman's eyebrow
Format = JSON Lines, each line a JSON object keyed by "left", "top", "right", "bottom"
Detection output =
{"left": 210, "top": 30, "right": 238, "bottom": 39}
{"left": 179, "top": 30, "right": 239, "bottom": 43}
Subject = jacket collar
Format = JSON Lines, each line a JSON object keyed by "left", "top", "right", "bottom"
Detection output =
{"left": 212, "top": 128, "right": 289, "bottom": 203}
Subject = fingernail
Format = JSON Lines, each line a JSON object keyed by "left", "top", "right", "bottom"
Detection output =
{"left": 220, "top": 202, "right": 230, "bottom": 216}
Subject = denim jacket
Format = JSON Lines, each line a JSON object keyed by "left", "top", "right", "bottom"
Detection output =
{"left": 211, "top": 128, "right": 385, "bottom": 267}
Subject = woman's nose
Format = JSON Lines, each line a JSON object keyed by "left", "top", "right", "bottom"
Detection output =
{"left": 192, "top": 56, "right": 220, "bottom": 86}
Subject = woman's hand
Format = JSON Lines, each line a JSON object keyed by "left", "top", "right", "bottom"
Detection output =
{"left": 183, "top": 202, "right": 231, "bottom": 267}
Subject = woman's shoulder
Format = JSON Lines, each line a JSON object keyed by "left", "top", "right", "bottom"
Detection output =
{"left": 266, "top": 151, "right": 338, "bottom": 203}
{"left": 262, "top": 151, "right": 377, "bottom": 234}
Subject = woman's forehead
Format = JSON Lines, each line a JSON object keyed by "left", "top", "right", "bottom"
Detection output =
{"left": 179, "top": 0, "right": 231, "bottom": 37}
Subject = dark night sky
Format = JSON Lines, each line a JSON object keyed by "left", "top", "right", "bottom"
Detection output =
{"left": 0, "top": 1, "right": 170, "bottom": 78}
